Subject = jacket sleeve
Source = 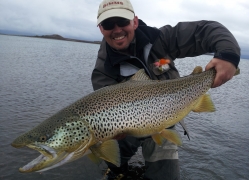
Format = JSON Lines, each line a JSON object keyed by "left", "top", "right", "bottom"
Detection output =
{"left": 91, "top": 39, "right": 118, "bottom": 91}
{"left": 159, "top": 20, "right": 240, "bottom": 67}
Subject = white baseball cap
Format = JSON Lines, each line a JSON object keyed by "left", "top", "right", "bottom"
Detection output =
{"left": 97, "top": 0, "right": 135, "bottom": 25}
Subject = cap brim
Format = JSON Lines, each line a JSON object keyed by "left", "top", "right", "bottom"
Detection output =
{"left": 97, "top": 9, "right": 134, "bottom": 25}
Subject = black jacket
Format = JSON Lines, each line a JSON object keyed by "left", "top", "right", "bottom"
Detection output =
{"left": 91, "top": 20, "right": 240, "bottom": 90}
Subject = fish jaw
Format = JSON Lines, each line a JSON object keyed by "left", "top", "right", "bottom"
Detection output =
{"left": 11, "top": 111, "right": 97, "bottom": 172}
{"left": 18, "top": 143, "right": 65, "bottom": 173}
{"left": 17, "top": 142, "right": 92, "bottom": 173}
{"left": 17, "top": 143, "right": 68, "bottom": 173}
{"left": 12, "top": 123, "right": 95, "bottom": 173}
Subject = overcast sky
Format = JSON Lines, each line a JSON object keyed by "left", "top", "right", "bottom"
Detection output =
{"left": 0, "top": 0, "right": 248, "bottom": 58}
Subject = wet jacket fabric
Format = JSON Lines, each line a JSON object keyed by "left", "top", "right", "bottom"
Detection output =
{"left": 91, "top": 20, "right": 240, "bottom": 91}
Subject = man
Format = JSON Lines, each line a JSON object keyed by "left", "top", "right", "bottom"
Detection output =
{"left": 91, "top": 0, "right": 240, "bottom": 179}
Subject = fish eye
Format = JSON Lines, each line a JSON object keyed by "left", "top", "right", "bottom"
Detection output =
{"left": 39, "top": 136, "right": 47, "bottom": 142}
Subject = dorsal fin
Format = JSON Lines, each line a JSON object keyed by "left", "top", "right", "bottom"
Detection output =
{"left": 191, "top": 66, "right": 203, "bottom": 75}
{"left": 130, "top": 69, "right": 151, "bottom": 81}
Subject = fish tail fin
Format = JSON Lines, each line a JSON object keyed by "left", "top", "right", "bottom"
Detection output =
{"left": 152, "top": 129, "right": 182, "bottom": 146}
{"left": 90, "top": 139, "right": 120, "bottom": 167}
{"left": 193, "top": 94, "right": 215, "bottom": 112}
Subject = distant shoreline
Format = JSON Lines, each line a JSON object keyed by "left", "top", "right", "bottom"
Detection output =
{"left": 0, "top": 33, "right": 101, "bottom": 45}
{"left": 2, "top": 33, "right": 245, "bottom": 59}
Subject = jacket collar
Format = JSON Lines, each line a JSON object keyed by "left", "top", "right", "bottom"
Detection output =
{"left": 105, "top": 19, "right": 160, "bottom": 67}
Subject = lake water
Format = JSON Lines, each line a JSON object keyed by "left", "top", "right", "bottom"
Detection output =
{"left": 0, "top": 34, "right": 248, "bottom": 180}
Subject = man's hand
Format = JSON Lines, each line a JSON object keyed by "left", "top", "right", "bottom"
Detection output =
{"left": 205, "top": 58, "right": 237, "bottom": 88}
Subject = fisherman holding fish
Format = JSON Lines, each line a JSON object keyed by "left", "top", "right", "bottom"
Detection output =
{"left": 92, "top": 0, "right": 240, "bottom": 179}
{"left": 11, "top": 0, "right": 241, "bottom": 179}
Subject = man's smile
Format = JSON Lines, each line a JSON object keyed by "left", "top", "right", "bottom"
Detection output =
{"left": 113, "top": 35, "right": 126, "bottom": 40}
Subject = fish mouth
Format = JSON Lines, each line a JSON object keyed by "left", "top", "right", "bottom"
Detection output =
{"left": 18, "top": 144, "right": 74, "bottom": 173}
{"left": 17, "top": 142, "right": 92, "bottom": 173}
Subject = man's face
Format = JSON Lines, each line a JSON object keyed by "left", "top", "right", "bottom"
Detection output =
{"left": 99, "top": 16, "right": 139, "bottom": 51}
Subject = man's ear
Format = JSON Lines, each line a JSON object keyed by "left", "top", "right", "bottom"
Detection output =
{"left": 133, "top": 16, "right": 139, "bottom": 30}
{"left": 99, "top": 25, "right": 104, "bottom": 34}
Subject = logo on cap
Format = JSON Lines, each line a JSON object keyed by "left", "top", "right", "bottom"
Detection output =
{"left": 103, "top": 1, "right": 124, "bottom": 8}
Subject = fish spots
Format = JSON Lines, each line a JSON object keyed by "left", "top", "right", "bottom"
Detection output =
{"left": 33, "top": 118, "right": 91, "bottom": 150}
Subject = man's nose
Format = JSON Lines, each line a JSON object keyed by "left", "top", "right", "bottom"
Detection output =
{"left": 112, "top": 24, "right": 122, "bottom": 32}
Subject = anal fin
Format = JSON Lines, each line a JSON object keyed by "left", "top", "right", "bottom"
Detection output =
{"left": 193, "top": 94, "right": 215, "bottom": 112}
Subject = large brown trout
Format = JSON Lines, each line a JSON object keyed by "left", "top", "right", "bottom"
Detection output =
{"left": 12, "top": 66, "right": 232, "bottom": 173}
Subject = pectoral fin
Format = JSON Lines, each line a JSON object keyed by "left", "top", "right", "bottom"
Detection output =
{"left": 152, "top": 129, "right": 182, "bottom": 146}
{"left": 87, "top": 153, "right": 102, "bottom": 165}
{"left": 193, "top": 94, "right": 215, "bottom": 112}
{"left": 90, "top": 140, "right": 120, "bottom": 167}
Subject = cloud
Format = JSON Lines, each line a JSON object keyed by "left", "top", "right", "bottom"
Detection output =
{"left": 132, "top": 0, "right": 249, "bottom": 58}
{"left": 0, "top": 0, "right": 248, "bottom": 56}
{"left": 0, "top": 0, "right": 102, "bottom": 40}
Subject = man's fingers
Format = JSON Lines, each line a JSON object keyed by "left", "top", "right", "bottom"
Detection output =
{"left": 205, "top": 62, "right": 214, "bottom": 71}
{"left": 212, "top": 75, "right": 226, "bottom": 88}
